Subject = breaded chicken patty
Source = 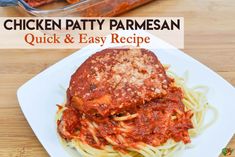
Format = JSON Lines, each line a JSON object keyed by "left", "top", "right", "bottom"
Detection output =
{"left": 66, "top": 48, "right": 171, "bottom": 116}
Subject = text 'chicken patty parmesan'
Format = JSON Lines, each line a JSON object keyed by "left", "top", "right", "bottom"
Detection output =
{"left": 56, "top": 48, "right": 212, "bottom": 157}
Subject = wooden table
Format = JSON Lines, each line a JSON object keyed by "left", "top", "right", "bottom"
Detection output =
{"left": 0, "top": 0, "right": 234, "bottom": 156}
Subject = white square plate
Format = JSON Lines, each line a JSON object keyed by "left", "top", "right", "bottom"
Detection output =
{"left": 17, "top": 31, "right": 235, "bottom": 157}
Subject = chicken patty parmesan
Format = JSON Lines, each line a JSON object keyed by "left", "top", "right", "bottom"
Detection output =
{"left": 25, "top": 0, "right": 56, "bottom": 7}
{"left": 56, "top": 48, "right": 213, "bottom": 157}
{"left": 67, "top": 49, "right": 170, "bottom": 116}
{"left": 25, "top": 0, "right": 80, "bottom": 7}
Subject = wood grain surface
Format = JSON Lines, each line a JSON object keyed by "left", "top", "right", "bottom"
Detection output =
{"left": 0, "top": 0, "right": 235, "bottom": 156}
